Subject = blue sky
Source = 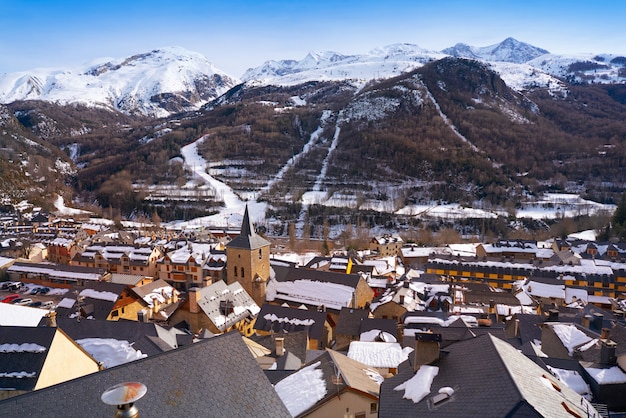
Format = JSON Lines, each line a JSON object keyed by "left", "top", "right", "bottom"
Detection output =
{"left": 2, "top": 0, "right": 625, "bottom": 77}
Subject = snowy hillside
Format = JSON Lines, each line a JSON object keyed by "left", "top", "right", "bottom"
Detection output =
{"left": 0, "top": 47, "right": 240, "bottom": 117}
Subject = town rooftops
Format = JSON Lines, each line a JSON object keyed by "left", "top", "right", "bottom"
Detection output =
{"left": 0, "top": 331, "right": 291, "bottom": 417}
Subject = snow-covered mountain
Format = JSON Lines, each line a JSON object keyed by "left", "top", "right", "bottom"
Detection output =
{"left": 0, "top": 47, "right": 240, "bottom": 117}
{"left": 442, "top": 37, "right": 549, "bottom": 63}
{"left": 241, "top": 37, "right": 625, "bottom": 93}
{"left": 1, "top": 39, "right": 624, "bottom": 117}
{"left": 241, "top": 43, "right": 446, "bottom": 86}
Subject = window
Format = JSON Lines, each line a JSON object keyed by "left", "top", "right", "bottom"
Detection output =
{"left": 259, "top": 249, "right": 263, "bottom": 259}
{"left": 241, "top": 267, "right": 244, "bottom": 277}
{"left": 370, "top": 403, "right": 378, "bottom": 413}
{"left": 234, "top": 266, "right": 238, "bottom": 277}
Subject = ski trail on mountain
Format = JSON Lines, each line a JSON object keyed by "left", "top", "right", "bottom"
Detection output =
{"left": 419, "top": 78, "right": 480, "bottom": 153}
{"left": 260, "top": 110, "right": 332, "bottom": 194}
{"left": 295, "top": 113, "right": 342, "bottom": 236}
{"left": 178, "top": 136, "right": 266, "bottom": 227}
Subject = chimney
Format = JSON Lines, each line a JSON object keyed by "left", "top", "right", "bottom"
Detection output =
{"left": 581, "top": 314, "right": 592, "bottom": 328}
{"left": 488, "top": 299, "right": 495, "bottom": 315}
{"left": 275, "top": 337, "right": 285, "bottom": 356}
{"left": 413, "top": 332, "right": 442, "bottom": 372}
{"left": 601, "top": 328, "right": 611, "bottom": 340}
{"left": 592, "top": 313, "right": 604, "bottom": 331}
{"left": 403, "top": 280, "right": 410, "bottom": 289}
{"left": 546, "top": 309, "right": 559, "bottom": 322}
{"left": 600, "top": 339, "right": 617, "bottom": 365}
{"left": 614, "top": 310, "right": 624, "bottom": 319}
{"left": 399, "top": 294, "right": 405, "bottom": 305}
{"left": 45, "top": 311, "right": 57, "bottom": 327}
{"left": 188, "top": 287, "right": 201, "bottom": 314}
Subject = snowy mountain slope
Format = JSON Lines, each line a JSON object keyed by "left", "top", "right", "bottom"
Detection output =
{"left": 241, "top": 43, "right": 446, "bottom": 86}
{"left": 0, "top": 47, "right": 240, "bottom": 117}
{"left": 241, "top": 37, "right": 625, "bottom": 91}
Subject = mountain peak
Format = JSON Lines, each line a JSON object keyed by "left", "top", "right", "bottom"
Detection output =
{"left": 442, "top": 38, "right": 549, "bottom": 63}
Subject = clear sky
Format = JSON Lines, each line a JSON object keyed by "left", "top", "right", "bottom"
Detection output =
{"left": 2, "top": 0, "right": 625, "bottom": 77}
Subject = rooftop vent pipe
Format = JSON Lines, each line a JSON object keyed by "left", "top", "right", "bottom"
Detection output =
{"left": 101, "top": 382, "right": 147, "bottom": 418}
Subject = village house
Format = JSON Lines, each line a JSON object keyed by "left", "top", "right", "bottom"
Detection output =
{"left": 254, "top": 303, "right": 332, "bottom": 351}
{"left": 267, "top": 264, "right": 375, "bottom": 327}
{"left": 6, "top": 260, "right": 110, "bottom": 289}
{"left": 44, "top": 237, "right": 79, "bottom": 265}
{"left": 0, "top": 326, "right": 101, "bottom": 401}
{"left": 72, "top": 243, "right": 163, "bottom": 278}
{"left": 370, "top": 234, "right": 403, "bottom": 257}
{"left": 168, "top": 280, "right": 260, "bottom": 335}
{"left": 379, "top": 332, "right": 600, "bottom": 417}
{"left": 55, "top": 281, "right": 126, "bottom": 321}
{"left": 274, "top": 349, "right": 383, "bottom": 417}
{"left": 157, "top": 241, "right": 217, "bottom": 290}
{"left": 112, "top": 278, "right": 179, "bottom": 322}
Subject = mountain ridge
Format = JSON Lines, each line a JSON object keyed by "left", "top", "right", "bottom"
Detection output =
{"left": 2, "top": 38, "right": 625, "bottom": 116}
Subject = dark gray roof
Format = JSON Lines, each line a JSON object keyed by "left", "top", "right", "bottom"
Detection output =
{"left": 250, "top": 330, "right": 309, "bottom": 364}
{"left": 360, "top": 318, "right": 399, "bottom": 339}
{"left": 379, "top": 334, "right": 596, "bottom": 418}
{"left": 55, "top": 281, "right": 126, "bottom": 320}
{"left": 335, "top": 307, "right": 370, "bottom": 336}
{"left": 225, "top": 205, "right": 270, "bottom": 250}
{"left": 0, "top": 331, "right": 291, "bottom": 418}
{"left": 44, "top": 318, "right": 172, "bottom": 356}
{"left": 0, "top": 327, "right": 56, "bottom": 391}
{"left": 254, "top": 304, "right": 327, "bottom": 340}
{"left": 272, "top": 264, "right": 361, "bottom": 288}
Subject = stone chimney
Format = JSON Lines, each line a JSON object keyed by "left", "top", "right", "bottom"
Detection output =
{"left": 275, "top": 337, "right": 285, "bottom": 356}
{"left": 581, "top": 314, "right": 592, "bottom": 328}
{"left": 592, "top": 313, "right": 604, "bottom": 331}
{"left": 601, "top": 339, "right": 617, "bottom": 365}
{"left": 45, "top": 311, "right": 57, "bottom": 327}
{"left": 188, "top": 287, "right": 201, "bottom": 314}
{"left": 546, "top": 309, "right": 559, "bottom": 322}
{"left": 413, "top": 332, "right": 442, "bottom": 372}
{"left": 601, "top": 328, "right": 611, "bottom": 340}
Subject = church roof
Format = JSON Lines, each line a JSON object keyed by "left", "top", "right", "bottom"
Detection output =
{"left": 226, "top": 205, "right": 270, "bottom": 250}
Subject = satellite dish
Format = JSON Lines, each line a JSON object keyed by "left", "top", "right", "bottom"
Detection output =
{"left": 101, "top": 381, "right": 147, "bottom": 406}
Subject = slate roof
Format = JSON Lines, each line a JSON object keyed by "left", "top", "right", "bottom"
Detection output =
{"left": 45, "top": 317, "right": 174, "bottom": 356}
{"left": 0, "top": 326, "right": 56, "bottom": 391}
{"left": 379, "top": 334, "right": 597, "bottom": 418}
{"left": 272, "top": 264, "right": 362, "bottom": 288}
{"left": 254, "top": 304, "right": 327, "bottom": 340}
{"left": 55, "top": 281, "right": 125, "bottom": 320}
{"left": 335, "top": 307, "right": 370, "bottom": 336}
{"left": 195, "top": 280, "right": 260, "bottom": 332}
{"left": 0, "top": 331, "right": 291, "bottom": 418}
{"left": 225, "top": 205, "right": 270, "bottom": 250}
{"left": 250, "top": 330, "right": 309, "bottom": 365}
{"left": 360, "top": 318, "right": 399, "bottom": 339}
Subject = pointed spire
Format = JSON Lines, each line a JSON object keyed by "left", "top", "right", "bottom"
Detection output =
{"left": 240, "top": 204, "right": 255, "bottom": 238}
{"left": 225, "top": 204, "right": 270, "bottom": 250}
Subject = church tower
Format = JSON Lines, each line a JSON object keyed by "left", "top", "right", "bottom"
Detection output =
{"left": 225, "top": 205, "right": 271, "bottom": 306}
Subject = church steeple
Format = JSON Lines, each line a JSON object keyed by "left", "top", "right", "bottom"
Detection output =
{"left": 225, "top": 204, "right": 271, "bottom": 306}
{"left": 226, "top": 205, "right": 270, "bottom": 250}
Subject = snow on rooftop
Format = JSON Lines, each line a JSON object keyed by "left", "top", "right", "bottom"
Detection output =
{"left": 263, "top": 313, "right": 315, "bottom": 327}
{"left": 360, "top": 329, "right": 397, "bottom": 343}
{"left": 266, "top": 278, "right": 354, "bottom": 311}
{"left": 76, "top": 338, "right": 147, "bottom": 368}
{"left": 547, "top": 366, "right": 592, "bottom": 399}
{"left": 347, "top": 341, "right": 412, "bottom": 368}
{"left": 57, "top": 297, "right": 76, "bottom": 309}
{"left": 0, "top": 303, "right": 49, "bottom": 326}
{"left": 584, "top": 366, "right": 626, "bottom": 384}
{"left": 551, "top": 324, "right": 594, "bottom": 356}
{"left": 0, "top": 343, "right": 46, "bottom": 353}
{"left": 274, "top": 361, "right": 327, "bottom": 417}
{"left": 393, "top": 365, "right": 439, "bottom": 403}
{"left": 79, "top": 288, "right": 119, "bottom": 302}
